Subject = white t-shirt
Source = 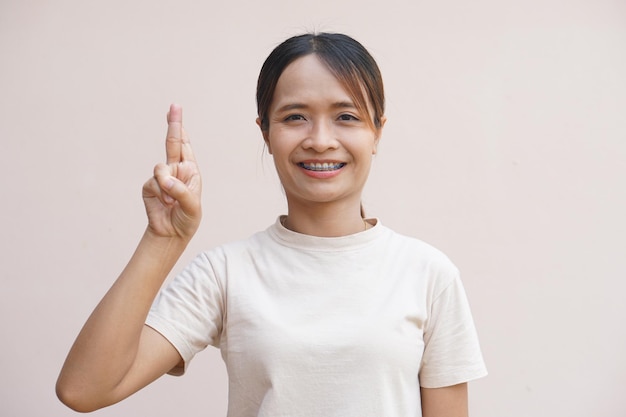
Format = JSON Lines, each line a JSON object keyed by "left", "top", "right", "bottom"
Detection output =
{"left": 146, "top": 217, "right": 487, "bottom": 417}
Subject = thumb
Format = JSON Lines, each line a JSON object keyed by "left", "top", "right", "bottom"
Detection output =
{"left": 155, "top": 171, "right": 201, "bottom": 214}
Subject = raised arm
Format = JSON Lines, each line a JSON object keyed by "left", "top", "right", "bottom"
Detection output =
{"left": 56, "top": 104, "right": 202, "bottom": 412}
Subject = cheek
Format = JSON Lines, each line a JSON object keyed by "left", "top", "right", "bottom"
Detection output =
{"left": 346, "top": 134, "right": 379, "bottom": 157}
{"left": 267, "top": 129, "right": 300, "bottom": 157}
{"left": 268, "top": 139, "right": 287, "bottom": 159}
{"left": 267, "top": 140, "right": 295, "bottom": 173}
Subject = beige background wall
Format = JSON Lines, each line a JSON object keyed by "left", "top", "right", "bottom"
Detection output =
{"left": 1, "top": 0, "right": 625, "bottom": 416}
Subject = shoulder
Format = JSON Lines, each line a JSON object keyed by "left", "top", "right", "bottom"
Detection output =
{"left": 381, "top": 226, "right": 457, "bottom": 270}
{"left": 375, "top": 225, "right": 461, "bottom": 298}
{"left": 193, "top": 227, "right": 276, "bottom": 272}
{"left": 204, "top": 227, "right": 273, "bottom": 258}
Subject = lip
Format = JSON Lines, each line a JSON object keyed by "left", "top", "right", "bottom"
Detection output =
{"left": 297, "top": 160, "right": 346, "bottom": 179}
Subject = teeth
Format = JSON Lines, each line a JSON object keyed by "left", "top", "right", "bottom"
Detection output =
{"left": 300, "top": 162, "right": 345, "bottom": 171}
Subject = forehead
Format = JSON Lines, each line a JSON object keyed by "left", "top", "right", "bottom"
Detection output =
{"left": 271, "top": 55, "right": 353, "bottom": 107}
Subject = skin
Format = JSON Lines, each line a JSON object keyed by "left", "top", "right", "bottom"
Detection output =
{"left": 57, "top": 57, "right": 470, "bottom": 416}
{"left": 56, "top": 105, "right": 194, "bottom": 412}
{"left": 258, "top": 54, "right": 385, "bottom": 237}
{"left": 421, "top": 384, "right": 469, "bottom": 417}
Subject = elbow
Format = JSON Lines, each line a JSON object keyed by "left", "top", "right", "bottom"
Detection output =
{"left": 55, "top": 377, "right": 101, "bottom": 413}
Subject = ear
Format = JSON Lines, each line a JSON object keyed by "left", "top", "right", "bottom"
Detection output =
{"left": 256, "top": 117, "right": 272, "bottom": 154}
{"left": 372, "top": 116, "right": 387, "bottom": 155}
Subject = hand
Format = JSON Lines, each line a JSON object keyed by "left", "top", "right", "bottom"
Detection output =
{"left": 142, "top": 104, "right": 202, "bottom": 239}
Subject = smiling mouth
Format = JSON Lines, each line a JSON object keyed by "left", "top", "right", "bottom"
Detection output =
{"left": 298, "top": 162, "right": 346, "bottom": 171}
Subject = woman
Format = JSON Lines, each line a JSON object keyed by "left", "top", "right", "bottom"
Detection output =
{"left": 57, "top": 32, "right": 487, "bottom": 417}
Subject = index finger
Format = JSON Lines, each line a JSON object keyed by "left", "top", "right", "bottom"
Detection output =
{"left": 166, "top": 103, "right": 183, "bottom": 164}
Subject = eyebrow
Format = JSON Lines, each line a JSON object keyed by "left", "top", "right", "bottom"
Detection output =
{"left": 275, "top": 101, "right": 357, "bottom": 113}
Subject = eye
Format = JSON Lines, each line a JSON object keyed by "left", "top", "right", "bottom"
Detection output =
{"left": 337, "top": 113, "right": 360, "bottom": 122}
{"left": 284, "top": 114, "right": 306, "bottom": 122}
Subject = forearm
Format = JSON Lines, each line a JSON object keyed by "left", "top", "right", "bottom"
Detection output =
{"left": 57, "top": 229, "right": 189, "bottom": 404}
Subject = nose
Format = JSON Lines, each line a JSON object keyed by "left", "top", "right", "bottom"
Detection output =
{"left": 303, "top": 120, "right": 339, "bottom": 152}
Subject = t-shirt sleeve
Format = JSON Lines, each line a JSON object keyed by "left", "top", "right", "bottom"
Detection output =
{"left": 419, "top": 271, "right": 488, "bottom": 388}
{"left": 145, "top": 251, "right": 224, "bottom": 376}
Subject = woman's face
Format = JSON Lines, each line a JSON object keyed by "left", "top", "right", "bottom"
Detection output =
{"left": 258, "top": 54, "right": 385, "bottom": 211}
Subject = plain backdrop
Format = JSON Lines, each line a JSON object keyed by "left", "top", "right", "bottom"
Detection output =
{"left": 1, "top": 0, "right": 625, "bottom": 416}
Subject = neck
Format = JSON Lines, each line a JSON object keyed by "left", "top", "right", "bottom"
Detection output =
{"left": 283, "top": 201, "right": 369, "bottom": 237}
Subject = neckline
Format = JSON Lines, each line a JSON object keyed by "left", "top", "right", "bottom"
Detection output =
{"left": 267, "top": 215, "right": 384, "bottom": 252}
